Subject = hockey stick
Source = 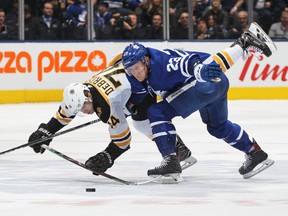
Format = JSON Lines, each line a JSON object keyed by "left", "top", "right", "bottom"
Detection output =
{"left": 41, "top": 144, "right": 134, "bottom": 185}
{"left": 41, "top": 144, "right": 162, "bottom": 185}
{"left": 0, "top": 119, "right": 101, "bottom": 155}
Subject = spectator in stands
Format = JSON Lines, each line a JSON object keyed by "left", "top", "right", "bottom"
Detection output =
{"left": 221, "top": 0, "right": 244, "bottom": 28}
{"left": 4, "top": 0, "right": 18, "bottom": 23}
{"left": 144, "top": 12, "right": 163, "bottom": 39}
{"left": 137, "top": 0, "right": 163, "bottom": 27}
{"left": 94, "top": 1, "right": 111, "bottom": 39}
{"left": 230, "top": 0, "right": 244, "bottom": 15}
{"left": 49, "top": 0, "right": 67, "bottom": 23}
{"left": 268, "top": 10, "right": 288, "bottom": 39}
{"left": 0, "top": 1, "right": 13, "bottom": 12}
{"left": 192, "top": 0, "right": 208, "bottom": 22}
{"left": 29, "top": 2, "right": 62, "bottom": 40}
{"left": 64, "top": 0, "right": 88, "bottom": 40}
{"left": 194, "top": 18, "right": 223, "bottom": 40}
{"left": 253, "top": 0, "right": 273, "bottom": 33}
{"left": 205, "top": 14, "right": 226, "bottom": 39}
{"left": 0, "top": 8, "right": 18, "bottom": 40}
{"left": 169, "top": 0, "right": 188, "bottom": 29}
{"left": 270, "top": 0, "right": 288, "bottom": 23}
{"left": 202, "top": 0, "right": 230, "bottom": 32}
{"left": 24, "top": 4, "right": 34, "bottom": 40}
{"left": 227, "top": 10, "right": 248, "bottom": 39}
{"left": 128, "top": 12, "right": 146, "bottom": 39}
{"left": 97, "top": 10, "right": 134, "bottom": 39}
{"left": 221, "top": 0, "right": 244, "bottom": 15}
{"left": 170, "top": 10, "right": 190, "bottom": 39}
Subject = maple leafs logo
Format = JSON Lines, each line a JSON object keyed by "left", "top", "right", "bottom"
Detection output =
{"left": 92, "top": 54, "right": 104, "bottom": 67}
{"left": 89, "top": 51, "right": 106, "bottom": 72}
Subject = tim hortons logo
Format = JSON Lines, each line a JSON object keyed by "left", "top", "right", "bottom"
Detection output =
{"left": 240, "top": 52, "right": 287, "bottom": 81}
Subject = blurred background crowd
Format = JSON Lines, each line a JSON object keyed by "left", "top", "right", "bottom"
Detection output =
{"left": 0, "top": 0, "right": 287, "bottom": 41}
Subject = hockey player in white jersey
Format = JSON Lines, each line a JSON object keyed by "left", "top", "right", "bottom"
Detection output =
{"left": 28, "top": 57, "right": 196, "bottom": 175}
{"left": 122, "top": 22, "right": 276, "bottom": 180}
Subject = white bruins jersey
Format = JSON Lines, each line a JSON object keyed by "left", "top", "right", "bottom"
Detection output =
{"left": 55, "top": 64, "right": 133, "bottom": 149}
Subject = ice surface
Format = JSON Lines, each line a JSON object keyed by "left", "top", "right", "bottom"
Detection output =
{"left": 0, "top": 100, "right": 287, "bottom": 216}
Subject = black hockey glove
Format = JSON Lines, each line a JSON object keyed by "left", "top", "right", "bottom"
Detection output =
{"left": 85, "top": 151, "right": 114, "bottom": 173}
{"left": 28, "top": 123, "right": 54, "bottom": 154}
{"left": 194, "top": 61, "right": 222, "bottom": 82}
{"left": 85, "top": 141, "right": 130, "bottom": 174}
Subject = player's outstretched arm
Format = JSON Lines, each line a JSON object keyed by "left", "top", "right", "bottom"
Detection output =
{"left": 28, "top": 117, "right": 65, "bottom": 154}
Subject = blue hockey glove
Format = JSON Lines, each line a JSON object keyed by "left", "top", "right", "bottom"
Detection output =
{"left": 28, "top": 123, "right": 54, "bottom": 154}
{"left": 194, "top": 61, "right": 222, "bottom": 82}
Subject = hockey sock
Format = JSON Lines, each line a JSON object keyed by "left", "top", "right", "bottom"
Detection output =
{"left": 151, "top": 121, "right": 177, "bottom": 157}
{"left": 208, "top": 120, "right": 253, "bottom": 153}
{"left": 223, "top": 125, "right": 253, "bottom": 153}
{"left": 212, "top": 45, "right": 243, "bottom": 72}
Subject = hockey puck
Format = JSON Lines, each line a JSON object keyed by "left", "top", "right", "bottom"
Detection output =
{"left": 86, "top": 188, "right": 96, "bottom": 192}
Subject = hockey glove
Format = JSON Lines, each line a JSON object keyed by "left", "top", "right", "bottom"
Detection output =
{"left": 28, "top": 123, "right": 54, "bottom": 154}
{"left": 85, "top": 141, "right": 130, "bottom": 174}
{"left": 194, "top": 61, "right": 222, "bottom": 82}
{"left": 85, "top": 151, "right": 114, "bottom": 173}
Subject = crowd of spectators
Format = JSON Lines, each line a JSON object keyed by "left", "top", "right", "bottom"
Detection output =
{"left": 0, "top": 0, "right": 287, "bottom": 41}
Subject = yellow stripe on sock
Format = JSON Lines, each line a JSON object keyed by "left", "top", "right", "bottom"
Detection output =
{"left": 212, "top": 55, "right": 226, "bottom": 72}
{"left": 221, "top": 50, "right": 234, "bottom": 67}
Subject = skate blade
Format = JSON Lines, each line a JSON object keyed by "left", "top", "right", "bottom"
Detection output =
{"left": 243, "top": 158, "right": 274, "bottom": 179}
{"left": 181, "top": 156, "right": 197, "bottom": 170}
{"left": 134, "top": 175, "right": 163, "bottom": 185}
{"left": 149, "top": 173, "right": 183, "bottom": 184}
{"left": 249, "top": 22, "right": 277, "bottom": 53}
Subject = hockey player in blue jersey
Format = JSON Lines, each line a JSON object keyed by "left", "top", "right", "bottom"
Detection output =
{"left": 27, "top": 53, "right": 196, "bottom": 178}
{"left": 122, "top": 22, "right": 276, "bottom": 180}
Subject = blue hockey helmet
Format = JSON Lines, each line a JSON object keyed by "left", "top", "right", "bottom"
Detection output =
{"left": 122, "top": 42, "right": 148, "bottom": 72}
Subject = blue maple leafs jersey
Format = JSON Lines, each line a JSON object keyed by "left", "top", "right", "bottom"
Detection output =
{"left": 126, "top": 47, "right": 211, "bottom": 104}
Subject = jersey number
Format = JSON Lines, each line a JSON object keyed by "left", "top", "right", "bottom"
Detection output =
{"left": 166, "top": 57, "right": 181, "bottom": 72}
{"left": 102, "top": 67, "right": 125, "bottom": 88}
{"left": 108, "top": 115, "right": 120, "bottom": 128}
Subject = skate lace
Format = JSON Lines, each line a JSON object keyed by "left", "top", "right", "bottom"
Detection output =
{"left": 243, "top": 154, "right": 253, "bottom": 169}
{"left": 156, "top": 157, "right": 171, "bottom": 169}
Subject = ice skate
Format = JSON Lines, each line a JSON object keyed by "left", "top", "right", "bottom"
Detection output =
{"left": 148, "top": 154, "right": 183, "bottom": 183}
{"left": 176, "top": 135, "right": 197, "bottom": 170}
{"left": 239, "top": 139, "right": 274, "bottom": 179}
{"left": 232, "top": 22, "right": 277, "bottom": 59}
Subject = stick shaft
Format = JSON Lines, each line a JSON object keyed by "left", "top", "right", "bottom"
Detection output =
{"left": 42, "top": 144, "right": 133, "bottom": 185}
{"left": 0, "top": 119, "right": 101, "bottom": 155}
